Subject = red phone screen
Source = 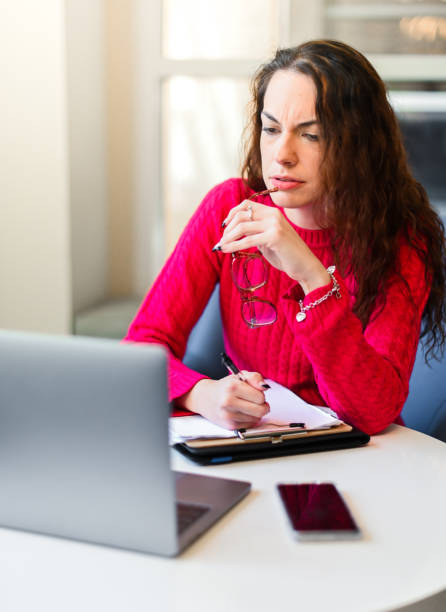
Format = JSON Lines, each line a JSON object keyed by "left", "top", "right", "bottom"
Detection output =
{"left": 277, "top": 483, "right": 360, "bottom": 534}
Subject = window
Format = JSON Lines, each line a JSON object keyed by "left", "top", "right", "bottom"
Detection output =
{"left": 324, "top": 1, "right": 446, "bottom": 55}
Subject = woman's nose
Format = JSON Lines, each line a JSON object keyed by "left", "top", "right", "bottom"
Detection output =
{"left": 274, "top": 134, "right": 297, "bottom": 166}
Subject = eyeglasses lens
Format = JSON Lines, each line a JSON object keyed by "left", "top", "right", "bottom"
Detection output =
{"left": 241, "top": 300, "right": 277, "bottom": 328}
{"left": 232, "top": 255, "right": 267, "bottom": 291}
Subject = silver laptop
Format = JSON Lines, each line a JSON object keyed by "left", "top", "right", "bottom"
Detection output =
{"left": 0, "top": 330, "right": 250, "bottom": 556}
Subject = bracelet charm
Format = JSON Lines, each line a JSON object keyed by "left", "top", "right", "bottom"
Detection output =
{"left": 296, "top": 266, "right": 341, "bottom": 323}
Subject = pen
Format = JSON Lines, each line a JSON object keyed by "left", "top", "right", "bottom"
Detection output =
{"left": 220, "top": 352, "right": 270, "bottom": 390}
{"left": 220, "top": 352, "right": 246, "bottom": 381}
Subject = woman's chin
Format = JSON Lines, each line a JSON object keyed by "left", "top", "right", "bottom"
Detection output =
{"left": 270, "top": 192, "right": 309, "bottom": 209}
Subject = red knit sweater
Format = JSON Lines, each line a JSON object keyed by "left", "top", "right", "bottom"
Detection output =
{"left": 125, "top": 179, "right": 430, "bottom": 435}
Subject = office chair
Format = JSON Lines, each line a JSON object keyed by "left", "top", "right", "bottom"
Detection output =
{"left": 183, "top": 263, "right": 446, "bottom": 443}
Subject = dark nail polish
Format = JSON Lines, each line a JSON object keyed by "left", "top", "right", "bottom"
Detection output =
{"left": 221, "top": 220, "right": 226, "bottom": 228}
{"left": 212, "top": 245, "right": 222, "bottom": 252}
{"left": 261, "top": 383, "right": 271, "bottom": 389}
{"left": 238, "top": 428, "right": 246, "bottom": 433}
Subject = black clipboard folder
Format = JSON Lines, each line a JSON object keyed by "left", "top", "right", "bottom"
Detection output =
{"left": 174, "top": 423, "right": 370, "bottom": 465}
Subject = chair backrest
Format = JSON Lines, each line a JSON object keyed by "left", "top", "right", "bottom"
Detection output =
{"left": 402, "top": 344, "right": 446, "bottom": 441}
{"left": 401, "top": 209, "right": 446, "bottom": 442}
{"left": 182, "top": 285, "right": 226, "bottom": 380}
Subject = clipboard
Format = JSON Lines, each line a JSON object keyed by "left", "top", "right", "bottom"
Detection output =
{"left": 173, "top": 423, "right": 370, "bottom": 465}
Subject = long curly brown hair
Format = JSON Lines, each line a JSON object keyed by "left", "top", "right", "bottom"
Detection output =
{"left": 241, "top": 40, "right": 446, "bottom": 360}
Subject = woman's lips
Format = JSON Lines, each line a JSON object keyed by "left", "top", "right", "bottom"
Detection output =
{"left": 270, "top": 177, "right": 305, "bottom": 191}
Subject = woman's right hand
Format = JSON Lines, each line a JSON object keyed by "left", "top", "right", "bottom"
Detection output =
{"left": 178, "top": 374, "right": 270, "bottom": 430}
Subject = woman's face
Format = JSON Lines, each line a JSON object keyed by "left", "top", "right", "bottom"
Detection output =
{"left": 260, "top": 69, "right": 324, "bottom": 228}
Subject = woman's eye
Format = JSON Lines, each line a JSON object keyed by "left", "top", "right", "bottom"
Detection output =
{"left": 303, "top": 133, "right": 319, "bottom": 142}
{"left": 262, "top": 126, "right": 279, "bottom": 135}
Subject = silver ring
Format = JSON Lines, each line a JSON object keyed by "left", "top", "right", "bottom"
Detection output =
{"left": 247, "top": 205, "right": 253, "bottom": 221}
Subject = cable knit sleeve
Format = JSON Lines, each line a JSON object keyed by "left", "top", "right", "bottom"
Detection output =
{"left": 280, "top": 241, "right": 430, "bottom": 435}
{"left": 123, "top": 179, "right": 243, "bottom": 401}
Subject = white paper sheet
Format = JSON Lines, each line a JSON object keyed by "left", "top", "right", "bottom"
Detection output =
{"left": 262, "top": 379, "right": 340, "bottom": 428}
{"left": 169, "top": 378, "right": 340, "bottom": 444}
{"left": 169, "top": 415, "right": 236, "bottom": 444}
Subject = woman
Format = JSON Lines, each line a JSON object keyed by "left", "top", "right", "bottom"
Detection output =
{"left": 125, "top": 40, "right": 446, "bottom": 435}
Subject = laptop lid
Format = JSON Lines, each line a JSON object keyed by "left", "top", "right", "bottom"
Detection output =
{"left": 0, "top": 330, "right": 250, "bottom": 556}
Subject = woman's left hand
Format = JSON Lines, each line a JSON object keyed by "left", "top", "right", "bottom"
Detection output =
{"left": 216, "top": 200, "right": 330, "bottom": 294}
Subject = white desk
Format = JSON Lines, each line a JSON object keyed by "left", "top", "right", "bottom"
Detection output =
{"left": 1, "top": 425, "right": 445, "bottom": 612}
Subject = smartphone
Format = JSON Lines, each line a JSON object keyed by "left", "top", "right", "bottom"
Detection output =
{"left": 277, "top": 482, "right": 362, "bottom": 541}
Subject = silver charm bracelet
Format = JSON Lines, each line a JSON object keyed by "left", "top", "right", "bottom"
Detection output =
{"left": 296, "top": 266, "right": 341, "bottom": 322}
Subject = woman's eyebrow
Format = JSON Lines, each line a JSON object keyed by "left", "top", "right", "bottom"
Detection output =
{"left": 261, "top": 111, "right": 318, "bottom": 129}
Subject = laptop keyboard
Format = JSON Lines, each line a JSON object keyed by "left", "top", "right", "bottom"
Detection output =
{"left": 176, "top": 502, "right": 210, "bottom": 535}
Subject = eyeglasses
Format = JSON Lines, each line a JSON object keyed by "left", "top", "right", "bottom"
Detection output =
{"left": 231, "top": 251, "right": 277, "bottom": 328}
{"left": 231, "top": 188, "right": 278, "bottom": 329}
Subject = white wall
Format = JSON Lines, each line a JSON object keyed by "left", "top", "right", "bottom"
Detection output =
{"left": 65, "top": 0, "right": 108, "bottom": 312}
{"left": 0, "top": 0, "right": 72, "bottom": 334}
{"left": 133, "top": 0, "right": 164, "bottom": 296}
